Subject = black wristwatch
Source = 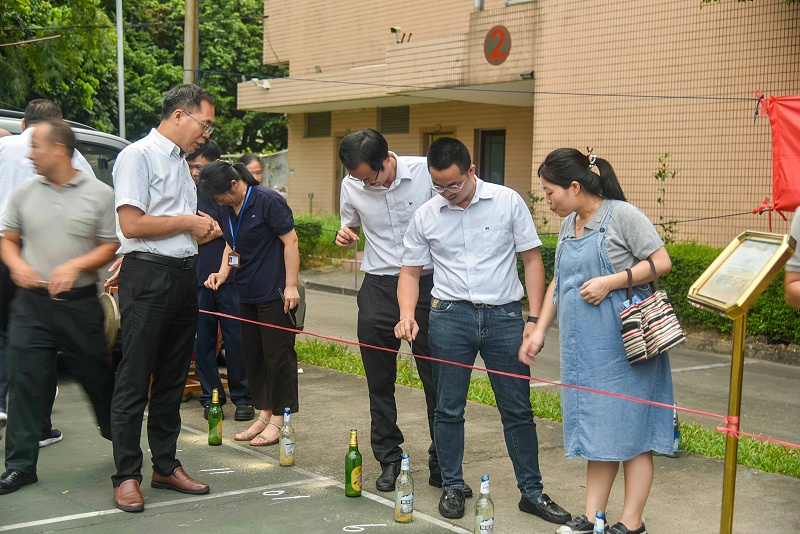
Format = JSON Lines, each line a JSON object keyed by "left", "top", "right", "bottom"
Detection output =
{"left": 526, "top": 316, "right": 539, "bottom": 323}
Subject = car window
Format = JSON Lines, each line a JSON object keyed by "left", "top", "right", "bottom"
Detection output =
{"left": 75, "top": 141, "right": 121, "bottom": 188}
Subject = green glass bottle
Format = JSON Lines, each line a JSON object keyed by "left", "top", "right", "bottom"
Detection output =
{"left": 279, "top": 407, "right": 295, "bottom": 466}
{"left": 344, "top": 429, "right": 362, "bottom": 497}
{"left": 207, "top": 388, "right": 223, "bottom": 446}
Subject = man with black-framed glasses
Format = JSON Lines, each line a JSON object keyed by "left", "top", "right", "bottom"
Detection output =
{"left": 335, "top": 129, "right": 471, "bottom": 497}
{"left": 395, "top": 137, "right": 570, "bottom": 526}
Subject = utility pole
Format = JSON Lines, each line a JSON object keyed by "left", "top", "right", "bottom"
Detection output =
{"left": 116, "top": 0, "right": 125, "bottom": 138}
{"left": 184, "top": 0, "right": 199, "bottom": 84}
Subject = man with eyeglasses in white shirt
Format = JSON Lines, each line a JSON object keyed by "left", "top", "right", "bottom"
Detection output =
{"left": 108, "top": 84, "right": 216, "bottom": 513}
{"left": 395, "top": 137, "right": 570, "bottom": 526}
{"left": 335, "top": 129, "right": 473, "bottom": 496}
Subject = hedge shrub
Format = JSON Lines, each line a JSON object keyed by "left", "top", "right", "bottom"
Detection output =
{"left": 300, "top": 213, "right": 800, "bottom": 344}
{"left": 521, "top": 238, "right": 800, "bottom": 344}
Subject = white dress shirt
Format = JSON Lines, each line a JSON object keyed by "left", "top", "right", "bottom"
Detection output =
{"left": 402, "top": 177, "right": 542, "bottom": 305}
{"left": 340, "top": 152, "right": 435, "bottom": 275}
{"left": 0, "top": 127, "right": 96, "bottom": 229}
{"left": 113, "top": 128, "right": 198, "bottom": 258}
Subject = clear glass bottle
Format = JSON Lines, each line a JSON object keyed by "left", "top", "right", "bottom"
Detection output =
{"left": 474, "top": 475, "right": 494, "bottom": 533}
{"left": 594, "top": 510, "right": 606, "bottom": 533}
{"left": 279, "top": 407, "right": 295, "bottom": 466}
{"left": 394, "top": 454, "right": 414, "bottom": 523}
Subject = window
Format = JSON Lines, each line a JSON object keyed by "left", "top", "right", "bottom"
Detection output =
{"left": 306, "top": 112, "right": 332, "bottom": 138}
{"left": 478, "top": 130, "right": 506, "bottom": 185}
{"left": 379, "top": 106, "right": 410, "bottom": 134}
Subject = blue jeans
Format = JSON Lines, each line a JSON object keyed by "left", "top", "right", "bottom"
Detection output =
{"left": 195, "top": 283, "right": 252, "bottom": 407}
{"left": 429, "top": 299, "right": 544, "bottom": 499}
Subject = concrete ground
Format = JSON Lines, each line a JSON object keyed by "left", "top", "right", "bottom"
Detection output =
{"left": 0, "top": 267, "right": 798, "bottom": 532}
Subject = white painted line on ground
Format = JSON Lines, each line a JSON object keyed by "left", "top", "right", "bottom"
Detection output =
{"left": 671, "top": 361, "right": 751, "bottom": 373}
{"left": 178, "top": 424, "right": 471, "bottom": 534}
{"left": 0, "top": 479, "right": 313, "bottom": 532}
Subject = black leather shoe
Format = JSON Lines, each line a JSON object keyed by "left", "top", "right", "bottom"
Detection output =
{"left": 438, "top": 488, "right": 465, "bottom": 519}
{"left": 428, "top": 471, "right": 473, "bottom": 497}
{"left": 375, "top": 462, "right": 400, "bottom": 491}
{"left": 0, "top": 469, "right": 38, "bottom": 495}
{"left": 234, "top": 404, "right": 255, "bottom": 421}
{"left": 519, "top": 493, "right": 572, "bottom": 524}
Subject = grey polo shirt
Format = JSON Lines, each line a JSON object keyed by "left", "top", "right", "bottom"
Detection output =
{"left": 2, "top": 171, "right": 117, "bottom": 288}
{"left": 555, "top": 198, "right": 664, "bottom": 275}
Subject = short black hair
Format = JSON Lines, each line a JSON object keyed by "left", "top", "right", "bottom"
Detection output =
{"left": 338, "top": 128, "right": 388, "bottom": 172}
{"left": 25, "top": 99, "right": 63, "bottom": 126}
{"left": 39, "top": 118, "right": 75, "bottom": 158}
{"left": 427, "top": 137, "right": 471, "bottom": 174}
{"left": 187, "top": 139, "right": 221, "bottom": 162}
{"left": 161, "top": 84, "right": 215, "bottom": 120}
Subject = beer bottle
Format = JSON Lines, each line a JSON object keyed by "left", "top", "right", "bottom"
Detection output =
{"left": 207, "top": 388, "right": 223, "bottom": 446}
{"left": 344, "top": 429, "right": 362, "bottom": 497}
{"left": 279, "top": 407, "right": 295, "bottom": 466}
{"left": 667, "top": 404, "right": 681, "bottom": 458}
{"left": 474, "top": 475, "right": 494, "bottom": 533}
{"left": 394, "top": 454, "right": 414, "bottom": 523}
{"left": 594, "top": 510, "right": 606, "bottom": 533}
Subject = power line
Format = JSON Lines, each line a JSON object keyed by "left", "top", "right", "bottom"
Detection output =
{"left": 0, "top": 15, "right": 262, "bottom": 33}
{"left": 0, "top": 35, "right": 61, "bottom": 47}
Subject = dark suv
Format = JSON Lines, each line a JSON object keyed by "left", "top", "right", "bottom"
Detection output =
{"left": 0, "top": 109, "right": 129, "bottom": 188}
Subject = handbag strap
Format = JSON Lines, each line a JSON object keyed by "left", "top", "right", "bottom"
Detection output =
{"left": 625, "top": 268, "right": 633, "bottom": 302}
{"left": 646, "top": 257, "right": 659, "bottom": 291}
{"left": 626, "top": 257, "right": 659, "bottom": 301}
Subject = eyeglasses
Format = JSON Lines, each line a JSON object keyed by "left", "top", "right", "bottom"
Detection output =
{"left": 430, "top": 176, "right": 467, "bottom": 194}
{"left": 180, "top": 109, "right": 214, "bottom": 135}
{"left": 347, "top": 168, "right": 380, "bottom": 185}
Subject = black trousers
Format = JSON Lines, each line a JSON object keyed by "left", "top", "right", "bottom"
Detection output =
{"left": 5, "top": 289, "right": 114, "bottom": 473}
{"left": 110, "top": 257, "right": 197, "bottom": 486}
{"left": 239, "top": 299, "right": 299, "bottom": 413}
{"left": 357, "top": 273, "right": 437, "bottom": 470}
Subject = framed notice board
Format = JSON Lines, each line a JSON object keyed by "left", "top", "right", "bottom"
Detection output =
{"left": 687, "top": 231, "right": 796, "bottom": 319}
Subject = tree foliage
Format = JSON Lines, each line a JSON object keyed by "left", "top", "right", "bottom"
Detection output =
{"left": 0, "top": 0, "right": 117, "bottom": 130}
{"left": 1, "top": 0, "right": 287, "bottom": 153}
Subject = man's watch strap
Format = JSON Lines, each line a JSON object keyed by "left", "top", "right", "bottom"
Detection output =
{"left": 526, "top": 316, "right": 539, "bottom": 323}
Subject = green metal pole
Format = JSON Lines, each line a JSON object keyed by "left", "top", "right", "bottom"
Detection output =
{"left": 719, "top": 313, "right": 746, "bottom": 534}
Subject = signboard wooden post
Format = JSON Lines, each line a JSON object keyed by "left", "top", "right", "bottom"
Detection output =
{"left": 687, "top": 230, "right": 795, "bottom": 534}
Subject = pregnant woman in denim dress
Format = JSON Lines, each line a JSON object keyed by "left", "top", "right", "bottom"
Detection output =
{"left": 519, "top": 148, "right": 674, "bottom": 534}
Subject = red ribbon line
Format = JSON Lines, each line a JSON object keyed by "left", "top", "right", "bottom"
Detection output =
{"left": 200, "top": 309, "right": 800, "bottom": 451}
{"left": 752, "top": 197, "right": 788, "bottom": 232}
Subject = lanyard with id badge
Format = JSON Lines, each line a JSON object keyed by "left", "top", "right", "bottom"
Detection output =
{"left": 227, "top": 185, "right": 253, "bottom": 268}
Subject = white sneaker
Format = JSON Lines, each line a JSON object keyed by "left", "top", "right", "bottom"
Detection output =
{"left": 39, "top": 429, "right": 63, "bottom": 447}
{"left": 0, "top": 411, "right": 6, "bottom": 430}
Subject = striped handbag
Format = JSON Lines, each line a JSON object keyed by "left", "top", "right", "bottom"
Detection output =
{"left": 620, "top": 257, "right": 685, "bottom": 365}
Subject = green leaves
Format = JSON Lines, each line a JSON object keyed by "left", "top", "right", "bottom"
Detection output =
{"left": 1, "top": 0, "right": 287, "bottom": 152}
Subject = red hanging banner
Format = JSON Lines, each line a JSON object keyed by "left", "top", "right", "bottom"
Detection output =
{"left": 763, "top": 94, "right": 800, "bottom": 212}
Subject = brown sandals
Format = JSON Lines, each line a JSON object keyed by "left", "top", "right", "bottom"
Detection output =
{"left": 249, "top": 421, "right": 281, "bottom": 447}
{"left": 234, "top": 417, "right": 269, "bottom": 442}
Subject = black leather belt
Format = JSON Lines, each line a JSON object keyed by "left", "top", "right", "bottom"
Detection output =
{"left": 126, "top": 251, "right": 194, "bottom": 269}
{"left": 29, "top": 285, "right": 97, "bottom": 301}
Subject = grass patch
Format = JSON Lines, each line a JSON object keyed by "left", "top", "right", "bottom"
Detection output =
{"left": 297, "top": 339, "right": 800, "bottom": 479}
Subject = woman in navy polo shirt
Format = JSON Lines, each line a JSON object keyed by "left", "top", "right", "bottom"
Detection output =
{"left": 199, "top": 161, "right": 300, "bottom": 446}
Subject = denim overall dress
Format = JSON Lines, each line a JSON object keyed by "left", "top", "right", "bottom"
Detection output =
{"left": 555, "top": 201, "right": 674, "bottom": 461}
